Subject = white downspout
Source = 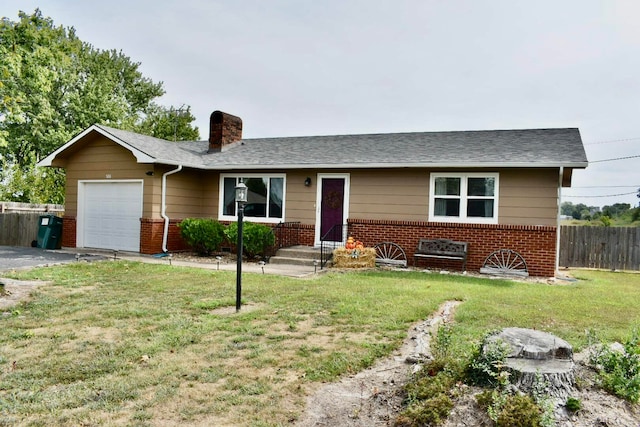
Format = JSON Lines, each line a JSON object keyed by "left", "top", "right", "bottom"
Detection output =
{"left": 556, "top": 166, "right": 564, "bottom": 276}
{"left": 161, "top": 165, "right": 183, "bottom": 253}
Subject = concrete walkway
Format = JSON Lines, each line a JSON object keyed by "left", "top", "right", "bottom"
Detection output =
{"left": 0, "top": 246, "right": 321, "bottom": 278}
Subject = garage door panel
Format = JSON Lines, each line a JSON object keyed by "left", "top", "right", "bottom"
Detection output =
{"left": 81, "top": 182, "right": 142, "bottom": 252}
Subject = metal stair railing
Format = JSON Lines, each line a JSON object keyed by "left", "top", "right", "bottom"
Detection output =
{"left": 320, "top": 223, "right": 348, "bottom": 268}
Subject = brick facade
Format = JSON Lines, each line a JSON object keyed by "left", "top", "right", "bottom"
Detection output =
{"left": 140, "top": 218, "right": 190, "bottom": 254}
{"left": 64, "top": 215, "right": 557, "bottom": 276}
{"left": 346, "top": 218, "right": 557, "bottom": 277}
{"left": 61, "top": 216, "right": 77, "bottom": 248}
{"left": 297, "top": 223, "right": 316, "bottom": 247}
{"left": 60, "top": 216, "right": 190, "bottom": 254}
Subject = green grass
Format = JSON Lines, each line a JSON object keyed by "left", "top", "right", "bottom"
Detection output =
{"left": 0, "top": 262, "right": 639, "bottom": 425}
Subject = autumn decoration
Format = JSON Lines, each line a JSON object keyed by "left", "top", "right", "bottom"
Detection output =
{"left": 332, "top": 236, "right": 376, "bottom": 268}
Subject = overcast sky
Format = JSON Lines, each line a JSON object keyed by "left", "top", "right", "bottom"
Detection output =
{"left": 3, "top": 1, "right": 639, "bottom": 208}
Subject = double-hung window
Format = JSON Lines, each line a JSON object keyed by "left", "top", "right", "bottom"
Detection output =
{"left": 429, "top": 173, "right": 498, "bottom": 224}
{"left": 219, "top": 174, "right": 285, "bottom": 222}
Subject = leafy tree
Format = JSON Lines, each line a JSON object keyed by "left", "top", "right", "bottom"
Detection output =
{"left": 0, "top": 9, "right": 198, "bottom": 203}
{"left": 560, "top": 202, "right": 574, "bottom": 217}
{"left": 561, "top": 202, "right": 603, "bottom": 221}
{"left": 602, "top": 203, "right": 631, "bottom": 218}
{"left": 134, "top": 104, "right": 200, "bottom": 141}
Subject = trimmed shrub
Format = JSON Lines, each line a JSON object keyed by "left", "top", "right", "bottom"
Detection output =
{"left": 178, "top": 218, "right": 225, "bottom": 256}
{"left": 225, "top": 222, "right": 275, "bottom": 259}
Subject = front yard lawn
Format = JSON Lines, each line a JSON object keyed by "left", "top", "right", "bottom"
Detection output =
{"left": 1, "top": 262, "right": 639, "bottom": 426}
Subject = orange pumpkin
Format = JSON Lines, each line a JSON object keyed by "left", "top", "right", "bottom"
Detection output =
{"left": 345, "top": 237, "right": 356, "bottom": 250}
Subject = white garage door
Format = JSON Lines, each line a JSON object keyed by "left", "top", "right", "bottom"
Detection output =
{"left": 80, "top": 181, "right": 143, "bottom": 252}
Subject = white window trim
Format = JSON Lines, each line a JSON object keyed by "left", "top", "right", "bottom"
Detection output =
{"left": 218, "top": 173, "right": 286, "bottom": 224}
{"left": 428, "top": 172, "right": 499, "bottom": 224}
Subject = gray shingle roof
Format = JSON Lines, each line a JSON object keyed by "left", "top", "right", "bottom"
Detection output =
{"left": 43, "top": 125, "right": 588, "bottom": 170}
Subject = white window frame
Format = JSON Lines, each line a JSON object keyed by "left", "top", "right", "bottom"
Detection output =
{"left": 428, "top": 172, "right": 499, "bottom": 224}
{"left": 218, "top": 173, "right": 286, "bottom": 224}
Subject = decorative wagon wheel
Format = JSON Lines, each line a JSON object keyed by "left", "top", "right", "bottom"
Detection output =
{"left": 373, "top": 242, "right": 408, "bottom": 268}
{"left": 480, "top": 249, "right": 529, "bottom": 277}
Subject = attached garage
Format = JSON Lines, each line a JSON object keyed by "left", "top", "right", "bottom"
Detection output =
{"left": 77, "top": 180, "right": 143, "bottom": 252}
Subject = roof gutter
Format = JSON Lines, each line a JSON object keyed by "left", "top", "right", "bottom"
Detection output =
{"left": 161, "top": 165, "right": 183, "bottom": 253}
{"left": 555, "top": 166, "right": 564, "bottom": 276}
{"left": 153, "top": 161, "right": 589, "bottom": 171}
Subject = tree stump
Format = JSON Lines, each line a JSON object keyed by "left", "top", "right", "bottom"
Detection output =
{"left": 485, "top": 327, "right": 575, "bottom": 398}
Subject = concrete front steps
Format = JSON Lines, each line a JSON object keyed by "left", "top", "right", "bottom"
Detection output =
{"left": 269, "top": 245, "right": 323, "bottom": 267}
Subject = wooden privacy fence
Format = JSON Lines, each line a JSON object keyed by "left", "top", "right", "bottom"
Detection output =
{"left": 559, "top": 226, "right": 640, "bottom": 271}
{"left": 0, "top": 202, "right": 65, "bottom": 247}
{"left": 0, "top": 213, "right": 45, "bottom": 247}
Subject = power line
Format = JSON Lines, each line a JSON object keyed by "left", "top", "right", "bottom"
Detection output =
{"left": 571, "top": 185, "right": 640, "bottom": 188}
{"left": 563, "top": 191, "right": 637, "bottom": 198}
{"left": 585, "top": 137, "right": 640, "bottom": 146}
{"left": 590, "top": 154, "right": 640, "bottom": 163}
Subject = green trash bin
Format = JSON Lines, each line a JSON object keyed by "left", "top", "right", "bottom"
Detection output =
{"left": 37, "top": 215, "right": 63, "bottom": 249}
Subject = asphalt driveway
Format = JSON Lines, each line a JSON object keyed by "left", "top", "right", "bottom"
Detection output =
{"left": 0, "top": 246, "right": 102, "bottom": 271}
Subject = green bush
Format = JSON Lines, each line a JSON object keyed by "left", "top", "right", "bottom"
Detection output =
{"left": 589, "top": 329, "right": 640, "bottom": 403}
{"left": 396, "top": 394, "right": 453, "bottom": 426}
{"left": 565, "top": 396, "right": 581, "bottom": 412}
{"left": 177, "top": 218, "right": 225, "bottom": 256}
{"left": 466, "top": 332, "right": 511, "bottom": 387}
{"left": 225, "top": 222, "right": 275, "bottom": 259}
{"left": 496, "top": 394, "right": 543, "bottom": 427}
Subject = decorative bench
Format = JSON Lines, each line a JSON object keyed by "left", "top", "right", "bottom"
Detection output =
{"left": 413, "top": 239, "right": 468, "bottom": 271}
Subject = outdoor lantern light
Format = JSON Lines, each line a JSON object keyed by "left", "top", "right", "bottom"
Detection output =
{"left": 304, "top": 177, "right": 312, "bottom": 187}
{"left": 234, "top": 181, "right": 248, "bottom": 312}
{"left": 235, "top": 182, "right": 248, "bottom": 204}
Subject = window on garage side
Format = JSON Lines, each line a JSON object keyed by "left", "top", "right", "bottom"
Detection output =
{"left": 429, "top": 173, "right": 498, "bottom": 224}
{"left": 220, "top": 174, "right": 285, "bottom": 222}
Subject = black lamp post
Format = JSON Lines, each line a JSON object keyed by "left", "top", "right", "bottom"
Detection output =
{"left": 234, "top": 181, "right": 248, "bottom": 312}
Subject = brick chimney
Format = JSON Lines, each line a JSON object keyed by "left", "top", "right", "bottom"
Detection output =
{"left": 208, "top": 111, "right": 243, "bottom": 153}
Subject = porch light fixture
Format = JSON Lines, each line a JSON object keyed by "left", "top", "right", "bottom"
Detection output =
{"left": 304, "top": 177, "right": 312, "bottom": 187}
{"left": 235, "top": 182, "right": 248, "bottom": 204}
{"left": 234, "top": 181, "right": 248, "bottom": 312}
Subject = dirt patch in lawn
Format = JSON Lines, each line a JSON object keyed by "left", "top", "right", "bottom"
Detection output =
{"left": 296, "top": 300, "right": 461, "bottom": 426}
{"left": 0, "top": 277, "right": 49, "bottom": 312}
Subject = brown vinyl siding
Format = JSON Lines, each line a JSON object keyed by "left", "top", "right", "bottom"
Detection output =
{"left": 162, "top": 169, "right": 208, "bottom": 218}
{"left": 349, "top": 169, "right": 429, "bottom": 222}
{"left": 200, "top": 175, "right": 219, "bottom": 217}
{"left": 62, "top": 135, "right": 149, "bottom": 216}
{"left": 499, "top": 169, "right": 558, "bottom": 226}
{"left": 284, "top": 170, "right": 317, "bottom": 223}
{"left": 345, "top": 168, "right": 559, "bottom": 226}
